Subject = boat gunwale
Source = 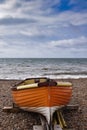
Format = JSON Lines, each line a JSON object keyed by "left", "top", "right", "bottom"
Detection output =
{"left": 12, "top": 86, "right": 72, "bottom": 92}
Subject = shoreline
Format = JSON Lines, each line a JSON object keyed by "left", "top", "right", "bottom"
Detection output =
{"left": 0, "top": 78, "right": 87, "bottom": 130}
{"left": 0, "top": 76, "right": 87, "bottom": 81}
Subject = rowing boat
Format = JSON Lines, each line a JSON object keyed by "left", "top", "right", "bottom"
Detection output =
{"left": 11, "top": 77, "right": 72, "bottom": 124}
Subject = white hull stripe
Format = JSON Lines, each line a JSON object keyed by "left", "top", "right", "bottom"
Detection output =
{"left": 20, "top": 106, "right": 64, "bottom": 124}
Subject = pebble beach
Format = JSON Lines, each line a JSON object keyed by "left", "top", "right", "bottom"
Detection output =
{"left": 0, "top": 78, "right": 87, "bottom": 130}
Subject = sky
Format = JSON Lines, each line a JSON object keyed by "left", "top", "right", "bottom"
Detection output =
{"left": 0, "top": 0, "right": 87, "bottom": 58}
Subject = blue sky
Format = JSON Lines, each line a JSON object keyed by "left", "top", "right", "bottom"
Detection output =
{"left": 0, "top": 0, "right": 87, "bottom": 58}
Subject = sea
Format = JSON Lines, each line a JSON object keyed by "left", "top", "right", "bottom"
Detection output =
{"left": 0, "top": 58, "right": 87, "bottom": 79}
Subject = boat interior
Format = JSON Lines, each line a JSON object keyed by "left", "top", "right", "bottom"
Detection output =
{"left": 12, "top": 77, "right": 72, "bottom": 90}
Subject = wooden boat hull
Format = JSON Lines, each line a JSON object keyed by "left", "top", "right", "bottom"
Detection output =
{"left": 12, "top": 78, "right": 72, "bottom": 124}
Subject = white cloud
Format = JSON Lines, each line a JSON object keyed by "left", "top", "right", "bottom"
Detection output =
{"left": 56, "top": 11, "right": 87, "bottom": 26}
{"left": 47, "top": 36, "right": 87, "bottom": 48}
